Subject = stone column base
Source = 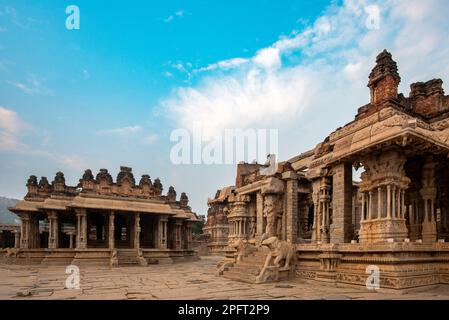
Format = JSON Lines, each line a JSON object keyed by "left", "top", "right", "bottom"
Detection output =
{"left": 359, "top": 219, "right": 408, "bottom": 243}
{"left": 422, "top": 221, "right": 437, "bottom": 244}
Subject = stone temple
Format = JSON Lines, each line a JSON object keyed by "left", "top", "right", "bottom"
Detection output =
{"left": 7, "top": 166, "right": 198, "bottom": 266}
{"left": 211, "top": 50, "right": 449, "bottom": 289}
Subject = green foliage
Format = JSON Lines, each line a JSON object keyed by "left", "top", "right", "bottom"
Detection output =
{"left": 192, "top": 214, "right": 206, "bottom": 235}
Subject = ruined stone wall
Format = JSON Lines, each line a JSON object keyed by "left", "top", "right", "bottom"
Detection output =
{"left": 410, "top": 79, "right": 449, "bottom": 118}
{"left": 331, "top": 163, "right": 353, "bottom": 243}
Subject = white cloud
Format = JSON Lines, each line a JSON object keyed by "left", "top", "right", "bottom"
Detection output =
{"left": 161, "top": 0, "right": 449, "bottom": 146}
{"left": 96, "top": 125, "right": 142, "bottom": 137}
{"left": 144, "top": 134, "right": 159, "bottom": 145}
{"left": 0, "top": 106, "right": 88, "bottom": 171}
{"left": 194, "top": 58, "right": 249, "bottom": 73}
{"left": 0, "top": 107, "right": 29, "bottom": 152}
{"left": 164, "top": 10, "right": 188, "bottom": 23}
{"left": 6, "top": 74, "right": 52, "bottom": 95}
{"left": 0, "top": 107, "right": 26, "bottom": 135}
{"left": 253, "top": 47, "right": 281, "bottom": 70}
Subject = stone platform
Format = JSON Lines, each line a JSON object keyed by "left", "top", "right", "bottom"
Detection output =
{"left": 2, "top": 256, "right": 449, "bottom": 300}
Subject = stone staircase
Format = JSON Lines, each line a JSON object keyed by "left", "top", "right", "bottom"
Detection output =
{"left": 41, "top": 250, "right": 75, "bottom": 266}
{"left": 72, "top": 249, "right": 111, "bottom": 266}
{"left": 222, "top": 249, "right": 268, "bottom": 283}
{"left": 115, "top": 249, "right": 146, "bottom": 266}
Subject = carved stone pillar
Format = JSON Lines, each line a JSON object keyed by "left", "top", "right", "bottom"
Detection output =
{"left": 319, "top": 176, "right": 332, "bottom": 244}
{"left": 48, "top": 211, "right": 59, "bottom": 249}
{"left": 76, "top": 209, "right": 87, "bottom": 249}
{"left": 358, "top": 151, "right": 410, "bottom": 243}
{"left": 360, "top": 192, "right": 366, "bottom": 222}
{"left": 421, "top": 156, "right": 437, "bottom": 244}
{"left": 175, "top": 220, "right": 183, "bottom": 249}
{"left": 68, "top": 232, "right": 74, "bottom": 249}
{"left": 283, "top": 171, "right": 298, "bottom": 243}
{"left": 134, "top": 213, "right": 141, "bottom": 250}
{"left": 20, "top": 214, "right": 30, "bottom": 249}
{"left": 108, "top": 211, "right": 115, "bottom": 249}
{"left": 185, "top": 222, "right": 193, "bottom": 250}
{"left": 256, "top": 193, "right": 264, "bottom": 236}
{"left": 311, "top": 179, "right": 321, "bottom": 242}
{"left": 14, "top": 230, "right": 20, "bottom": 249}
{"left": 228, "top": 195, "right": 250, "bottom": 240}
{"left": 331, "top": 162, "right": 353, "bottom": 243}
{"left": 159, "top": 216, "right": 168, "bottom": 249}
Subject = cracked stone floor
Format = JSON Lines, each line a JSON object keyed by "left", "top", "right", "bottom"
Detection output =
{"left": 1, "top": 256, "right": 449, "bottom": 300}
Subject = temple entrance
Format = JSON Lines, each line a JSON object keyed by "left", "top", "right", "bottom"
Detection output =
{"left": 114, "top": 213, "right": 134, "bottom": 248}
{"left": 168, "top": 220, "right": 176, "bottom": 249}
{"left": 59, "top": 212, "right": 76, "bottom": 248}
{"left": 307, "top": 205, "right": 314, "bottom": 232}
{"left": 35, "top": 214, "right": 49, "bottom": 249}
{"left": 87, "top": 212, "right": 108, "bottom": 248}
{"left": 0, "top": 230, "right": 15, "bottom": 248}
{"left": 140, "top": 215, "right": 156, "bottom": 248}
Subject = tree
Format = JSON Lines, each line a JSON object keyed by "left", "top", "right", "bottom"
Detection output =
{"left": 192, "top": 214, "right": 206, "bottom": 235}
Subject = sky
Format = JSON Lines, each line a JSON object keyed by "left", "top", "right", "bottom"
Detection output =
{"left": 1, "top": 0, "right": 449, "bottom": 216}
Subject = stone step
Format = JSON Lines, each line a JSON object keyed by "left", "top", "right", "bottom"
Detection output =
{"left": 223, "top": 271, "right": 257, "bottom": 283}
{"left": 118, "top": 261, "right": 140, "bottom": 265}
{"left": 229, "top": 266, "right": 260, "bottom": 275}
{"left": 240, "top": 256, "right": 267, "bottom": 263}
{"left": 116, "top": 252, "right": 139, "bottom": 256}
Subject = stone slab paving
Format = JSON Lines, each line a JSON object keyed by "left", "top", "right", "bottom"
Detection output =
{"left": 1, "top": 256, "right": 449, "bottom": 300}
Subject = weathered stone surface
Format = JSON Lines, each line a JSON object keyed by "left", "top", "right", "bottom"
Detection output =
{"left": 2, "top": 257, "right": 449, "bottom": 300}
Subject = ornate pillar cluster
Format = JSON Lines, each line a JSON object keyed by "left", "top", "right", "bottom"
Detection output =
{"left": 318, "top": 175, "right": 332, "bottom": 243}
{"left": 283, "top": 171, "right": 299, "bottom": 243}
{"left": 20, "top": 214, "right": 30, "bottom": 249}
{"left": 256, "top": 193, "right": 264, "bottom": 236}
{"left": 227, "top": 195, "right": 250, "bottom": 242}
{"left": 68, "top": 231, "right": 75, "bottom": 249}
{"left": 420, "top": 156, "right": 437, "bottom": 244}
{"left": 175, "top": 220, "right": 183, "bottom": 249}
{"left": 76, "top": 209, "right": 87, "bottom": 249}
{"left": 134, "top": 213, "right": 141, "bottom": 250}
{"left": 109, "top": 211, "right": 115, "bottom": 249}
{"left": 358, "top": 151, "right": 410, "bottom": 243}
{"left": 331, "top": 162, "right": 353, "bottom": 243}
{"left": 158, "top": 216, "right": 168, "bottom": 249}
{"left": 14, "top": 230, "right": 20, "bottom": 249}
{"left": 48, "top": 211, "right": 59, "bottom": 249}
{"left": 184, "top": 222, "right": 193, "bottom": 250}
{"left": 311, "top": 180, "right": 320, "bottom": 242}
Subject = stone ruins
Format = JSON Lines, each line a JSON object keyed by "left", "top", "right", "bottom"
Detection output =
{"left": 6, "top": 166, "right": 198, "bottom": 266}
{"left": 211, "top": 50, "right": 449, "bottom": 289}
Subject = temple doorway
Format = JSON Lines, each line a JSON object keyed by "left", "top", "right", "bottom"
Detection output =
{"left": 87, "top": 212, "right": 108, "bottom": 248}
{"left": 140, "top": 215, "right": 157, "bottom": 248}
{"left": 114, "top": 213, "right": 134, "bottom": 248}
{"left": 59, "top": 212, "right": 76, "bottom": 248}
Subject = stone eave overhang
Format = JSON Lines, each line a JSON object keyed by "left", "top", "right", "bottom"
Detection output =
{"left": 0, "top": 224, "right": 20, "bottom": 231}
{"left": 207, "top": 186, "right": 235, "bottom": 205}
{"left": 67, "top": 196, "right": 177, "bottom": 215}
{"left": 234, "top": 179, "right": 267, "bottom": 195}
{"left": 325, "top": 129, "right": 449, "bottom": 166}
{"left": 8, "top": 201, "right": 41, "bottom": 213}
{"left": 10, "top": 195, "right": 186, "bottom": 216}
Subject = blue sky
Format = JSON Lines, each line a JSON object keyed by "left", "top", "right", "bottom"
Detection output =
{"left": 1, "top": 0, "right": 449, "bottom": 216}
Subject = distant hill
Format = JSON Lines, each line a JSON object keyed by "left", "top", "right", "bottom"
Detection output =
{"left": 0, "top": 196, "right": 19, "bottom": 225}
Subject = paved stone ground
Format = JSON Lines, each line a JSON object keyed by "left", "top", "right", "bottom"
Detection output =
{"left": 1, "top": 256, "right": 449, "bottom": 300}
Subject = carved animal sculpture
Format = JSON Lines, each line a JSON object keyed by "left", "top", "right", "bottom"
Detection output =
{"left": 110, "top": 250, "right": 118, "bottom": 267}
{"left": 4, "top": 248, "right": 20, "bottom": 259}
{"left": 256, "top": 237, "right": 296, "bottom": 283}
